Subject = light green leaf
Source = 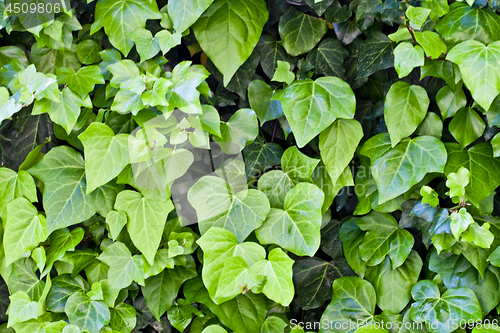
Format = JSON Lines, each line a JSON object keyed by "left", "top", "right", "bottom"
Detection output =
{"left": 413, "top": 31, "right": 447, "bottom": 60}
{"left": 420, "top": 186, "right": 439, "bottom": 208}
{"left": 436, "top": 85, "right": 467, "bottom": 119}
{"left": 272, "top": 77, "right": 355, "bottom": 148}
{"left": 0, "top": 168, "right": 37, "bottom": 221}
{"left": 167, "top": 0, "right": 214, "bottom": 33}
{"left": 156, "top": 30, "right": 182, "bottom": 54}
{"left": 393, "top": 42, "right": 425, "bottom": 78}
{"left": 214, "top": 256, "right": 256, "bottom": 303}
{"left": 319, "top": 277, "right": 375, "bottom": 333}
{"left": 3, "top": 198, "right": 47, "bottom": 267}
{"left": 279, "top": 8, "right": 327, "bottom": 57}
{"left": 43, "top": 228, "right": 85, "bottom": 277}
{"left": 115, "top": 190, "right": 174, "bottom": 265}
{"left": 462, "top": 222, "right": 494, "bottom": 248}
{"left": 203, "top": 326, "right": 227, "bottom": 333}
{"left": 110, "top": 303, "right": 136, "bottom": 333}
{"left": 449, "top": 107, "right": 485, "bottom": 149}
{"left": 213, "top": 108, "right": 259, "bottom": 154}
{"left": 492, "top": 132, "right": 500, "bottom": 157}
{"left": 192, "top": 0, "right": 268, "bottom": 86}
{"left": 261, "top": 317, "right": 287, "bottom": 333}
{"left": 7, "top": 292, "right": 38, "bottom": 328}
{"left": 449, "top": 208, "right": 475, "bottom": 240}
{"left": 357, "top": 211, "right": 414, "bottom": 269}
{"left": 107, "top": 60, "right": 139, "bottom": 88}
{"left": 365, "top": 251, "right": 422, "bottom": 314}
{"left": 272, "top": 61, "right": 295, "bottom": 85}
{"left": 65, "top": 291, "right": 110, "bottom": 333}
{"left": 91, "top": 0, "right": 162, "bottom": 56}
{"left": 371, "top": 136, "right": 447, "bottom": 204}
{"left": 46, "top": 275, "right": 86, "bottom": 313}
{"left": 188, "top": 176, "right": 270, "bottom": 242}
{"left": 56, "top": 66, "right": 104, "bottom": 97}
{"left": 28, "top": 146, "right": 99, "bottom": 234}
{"left": 105, "top": 211, "right": 128, "bottom": 241}
{"left": 384, "top": 81, "right": 430, "bottom": 147}
{"left": 447, "top": 40, "right": 500, "bottom": 111}
{"left": 79, "top": 123, "right": 130, "bottom": 194}
{"left": 76, "top": 40, "right": 103, "bottom": 65}
{"left": 98, "top": 241, "right": 145, "bottom": 290}
{"left": 128, "top": 28, "right": 160, "bottom": 63}
{"left": 406, "top": 6, "right": 431, "bottom": 30}
{"left": 446, "top": 166, "right": 469, "bottom": 199}
{"left": 319, "top": 119, "right": 363, "bottom": 185}
{"left": 250, "top": 248, "right": 294, "bottom": 306}
{"left": 0, "top": 89, "right": 22, "bottom": 123}
{"left": 422, "top": 0, "right": 449, "bottom": 23}
{"left": 255, "top": 183, "right": 324, "bottom": 256}
{"left": 410, "top": 280, "right": 482, "bottom": 333}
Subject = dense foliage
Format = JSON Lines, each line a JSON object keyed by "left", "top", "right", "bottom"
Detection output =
{"left": 2, "top": 0, "right": 500, "bottom": 332}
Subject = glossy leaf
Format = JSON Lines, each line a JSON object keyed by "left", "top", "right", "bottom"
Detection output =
{"left": 393, "top": 42, "right": 424, "bottom": 78}
{"left": 65, "top": 291, "right": 110, "bottom": 333}
{"left": 448, "top": 107, "right": 485, "bottom": 149}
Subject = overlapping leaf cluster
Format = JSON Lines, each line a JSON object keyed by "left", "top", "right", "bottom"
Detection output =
{"left": 2, "top": 0, "right": 500, "bottom": 332}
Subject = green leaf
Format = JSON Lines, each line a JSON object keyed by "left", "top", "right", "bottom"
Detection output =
{"left": 197, "top": 227, "right": 266, "bottom": 303}
{"left": 319, "top": 277, "right": 376, "bottom": 333}
{"left": 44, "top": 228, "right": 85, "bottom": 276}
{"left": 192, "top": 0, "right": 268, "bottom": 86}
{"left": 114, "top": 190, "right": 174, "bottom": 265}
{"left": 188, "top": 176, "right": 270, "bottom": 242}
{"left": 279, "top": 8, "right": 327, "bottom": 57}
{"left": 261, "top": 317, "right": 287, "bottom": 333}
{"left": 436, "top": 85, "right": 467, "bottom": 120}
{"left": 446, "top": 166, "right": 470, "bottom": 199}
{"left": 127, "top": 28, "right": 160, "bottom": 63}
{"left": 435, "top": 2, "right": 500, "bottom": 46}
{"left": 449, "top": 208, "right": 475, "bottom": 240}
{"left": 357, "top": 211, "right": 414, "bottom": 269}
{"left": 339, "top": 218, "right": 368, "bottom": 277}
{"left": 449, "top": 107, "right": 485, "bottom": 149}
{"left": 105, "top": 211, "right": 128, "bottom": 241}
{"left": 168, "top": 0, "right": 214, "bottom": 33}
{"left": 365, "top": 251, "right": 422, "bottom": 314}
{"left": 214, "top": 256, "right": 256, "bottom": 303}
{"left": 91, "top": 0, "right": 162, "bottom": 56}
{"left": 384, "top": 81, "right": 430, "bottom": 147}
{"left": 256, "top": 35, "right": 296, "bottom": 80}
{"left": 447, "top": 40, "right": 500, "bottom": 111}
{"left": 420, "top": 186, "right": 439, "bottom": 208}
{"left": 393, "top": 42, "right": 425, "bottom": 78}
{"left": 422, "top": 0, "right": 449, "bottom": 23}
{"left": 3, "top": 198, "right": 47, "bottom": 267}
{"left": 255, "top": 183, "right": 324, "bottom": 256}
{"left": 272, "top": 77, "right": 355, "bottom": 148}
{"left": 28, "top": 146, "right": 99, "bottom": 234}
{"left": 56, "top": 66, "right": 104, "bottom": 97}
{"left": 462, "top": 222, "right": 494, "bottom": 248}
{"left": 109, "top": 303, "right": 136, "bottom": 333}
{"left": 319, "top": 119, "right": 363, "bottom": 185}
{"left": 78, "top": 123, "right": 130, "bottom": 194}
{"left": 413, "top": 31, "right": 447, "bottom": 60}
{"left": 203, "top": 326, "right": 227, "bottom": 333}
{"left": 306, "top": 38, "right": 349, "bottom": 79}
{"left": 250, "top": 248, "right": 294, "bottom": 306}
{"left": 65, "top": 291, "right": 110, "bottom": 333}
{"left": 213, "top": 108, "right": 259, "bottom": 154}
{"left": 293, "top": 256, "right": 354, "bottom": 310}
{"left": 247, "top": 80, "right": 284, "bottom": 123}
{"left": 406, "top": 6, "right": 431, "bottom": 30}
{"left": 7, "top": 291, "right": 38, "bottom": 328}
{"left": 0, "top": 168, "right": 37, "bottom": 221}
{"left": 272, "top": 61, "right": 295, "bottom": 85}
{"left": 98, "top": 241, "right": 145, "bottom": 290}
{"left": 76, "top": 40, "right": 103, "bottom": 65}
{"left": 142, "top": 256, "right": 197, "bottom": 320}
{"left": 356, "top": 32, "right": 394, "bottom": 79}
{"left": 243, "top": 139, "right": 283, "bottom": 181}
{"left": 444, "top": 142, "right": 500, "bottom": 206}
{"left": 410, "top": 280, "right": 482, "bottom": 333}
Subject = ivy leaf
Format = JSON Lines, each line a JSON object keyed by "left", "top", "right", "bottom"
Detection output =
{"left": 256, "top": 35, "right": 296, "bottom": 80}
{"left": 78, "top": 123, "right": 130, "bottom": 194}
{"left": 272, "top": 61, "right": 295, "bottom": 85}
{"left": 339, "top": 218, "right": 367, "bottom": 278}
{"left": 110, "top": 303, "right": 136, "bottom": 333}
{"left": 215, "top": 256, "right": 256, "bottom": 303}
{"left": 462, "top": 223, "right": 494, "bottom": 248}
{"left": 272, "top": 77, "right": 355, "bottom": 148}
{"left": 449, "top": 107, "right": 485, "bottom": 149}
{"left": 393, "top": 42, "right": 425, "bottom": 78}
{"left": 446, "top": 166, "right": 470, "bottom": 199}
{"left": 0, "top": 89, "right": 22, "bottom": 123}
{"left": 142, "top": 256, "right": 197, "bottom": 320}
{"left": 420, "top": 186, "right": 439, "bottom": 208}
{"left": 213, "top": 109, "right": 259, "bottom": 154}
{"left": 197, "top": 227, "right": 266, "bottom": 303}
{"left": 406, "top": 6, "right": 430, "bottom": 30}
{"left": 436, "top": 85, "right": 467, "bottom": 120}
{"left": 255, "top": 183, "right": 324, "bottom": 256}
{"left": 98, "top": 242, "right": 145, "bottom": 290}
{"left": 356, "top": 32, "right": 394, "bottom": 79}
{"left": 319, "top": 277, "right": 376, "bottom": 333}
{"left": 105, "top": 210, "right": 127, "bottom": 241}
{"left": 319, "top": 119, "right": 363, "bottom": 185}
{"left": 384, "top": 82, "right": 430, "bottom": 147}
{"left": 293, "top": 256, "right": 354, "bottom": 310}
{"left": 76, "top": 40, "right": 102, "bottom": 65}
{"left": 306, "top": 38, "right": 349, "bottom": 79}
{"left": 365, "top": 251, "right": 422, "bottom": 314}
{"left": 449, "top": 208, "right": 475, "bottom": 240}
{"left": 65, "top": 291, "right": 110, "bottom": 333}
{"left": 32, "top": 87, "right": 91, "bottom": 134}
{"left": 46, "top": 275, "right": 86, "bottom": 313}
{"left": 422, "top": 0, "right": 449, "bottom": 23}
{"left": 28, "top": 146, "right": 99, "bottom": 234}
{"left": 410, "top": 280, "right": 482, "bottom": 333}
{"left": 114, "top": 190, "right": 174, "bottom": 265}
{"left": 3, "top": 198, "right": 47, "bottom": 267}
{"left": 250, "top": 248, "right": 294, "bottom": 306}
{"left": 447, "top": 40, "right": 500, "bottom": 111}
{"left": 56, "top": 66, "right": 104, "bottom": 98}
{"left": 357, "top": 212, "right": 414, "bottom": 269}
{"left": 413, "top": 31, "right": 447, "bottom": 60}
{"left": 7, "top": 291, "right": 38, "bottom": 328}
{"left": 0, "top": 168, "right": 37, "bottom": 221}
{"left": 91, "top": 0, "right": 162, "bottom": 56}
{"left": 167, "top": 0, "right": 214, "bottom": 33}
{"left": 242, "top": 139, "right": 283, "bottom": 181}
{"left": 43, "top": 228, "right": 85, "bottom": 277}
{"left": 261, "top": 317, "right": 287, "bottom": 333}
{"left": 247, "top": 80, "right": 284, "bottom": 123}
{"left": 188, "top": 176, "right": 270, "bottom": 242}
{"left": 192, "top": 0, "right": 268, "bottom": 86}
{"left": 371, "top": 136, "right": 447, "bottom": 204}
{"left": 203, "top": 326, "right": 227, "bottom": 333}
{"left": 279, "top": 8, "right": 327, "bottom": 57}
{"left": 445, "top": 143, "right": 500, "bottom": 206}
